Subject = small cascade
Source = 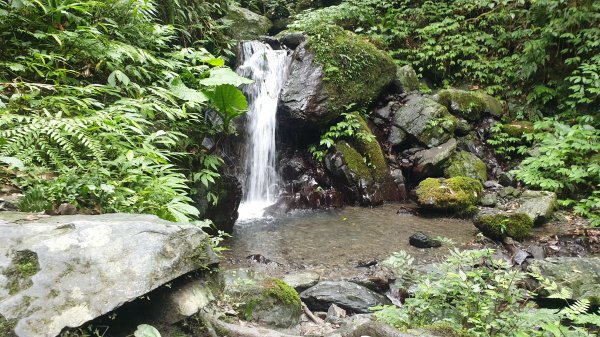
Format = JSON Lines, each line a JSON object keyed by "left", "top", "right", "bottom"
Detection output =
{"left": 236, "top": 41, "right": 290, "bottom": 221}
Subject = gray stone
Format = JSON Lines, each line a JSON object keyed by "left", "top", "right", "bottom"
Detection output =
{"left": 435, "top": 89, "right": 503, "bottom": 122}
{"left": 443, "top": 151, "right": 487, "bottom": 182}
{"left": 300, "top": 281, "right": 390, "bottom": 313}
{"left": 279, "top": 32, "right": 307, "bottom": 50}
{"left": 412, "top": 138, "right": 457, "bottom": 178}
{"left": 325, "top": 304, "right": 346, "bottom": 324}
{"left": 391, "top": 95, "right": 457, "bottom": 148}
{"left": 157, "top": 279, "right": 215, "bottom": 324}
{"left": 0, "top": 213, "right": 217, "bottom": 337}
{"left": 282, "top": 271, "right": 320, "bottom": 292}
{"left": 223, "top": 4, "right": 272, "bottom": 40}
{"left": 499, "top": 171, "right": 516, "bottom": 187}
{"left": 395, "top": 65, "right": 420, "bottom": 92}
{"left": 388, "top": 126, "right": 408, "bottom": 146}
{"left": 409, "top": 232, "right": 441, "bottom": 248}
{"left": 527, "top": 257, "right": 600, "bottom": 303}
{"left": 57, "top": 203, "right": 76, "bottom": 215}
{"left": 499, "top": 186, "right": 520, "bottom": 198}
{"left": 516, "top": 190, "right": 557, "bottom": 225}
{"left": 480, "top": 194, "right": 497, "bottom": 207}
{"left": 348, "top": 321, "right": 420, "bottom": 337}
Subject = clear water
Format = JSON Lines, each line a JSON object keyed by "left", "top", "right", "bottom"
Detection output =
{"left": 236, "top": 41, "right": 290, "bottom": 220}
{"left": 223, "top": 204, "right": 479, "bottom": 279}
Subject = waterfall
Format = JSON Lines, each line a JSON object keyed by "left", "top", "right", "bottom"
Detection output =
{"left": 236, "top": 41, "right": 290, "bottom": 220}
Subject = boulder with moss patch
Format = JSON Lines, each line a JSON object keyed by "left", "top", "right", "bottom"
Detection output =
{"left": 0, "top": 213, "right": 217, "bottom": 337}
{"left": 415, "top": 177, "right": 483, "bottom": 214}
{"left": 324, "top": 115, "right": 401, "bottom": 205}
{"left": 240, "top": 278, "right": 302, "bottom": 328}
{"left": 502, "top": 121, "right": 534, "bottom": 137}
{"left": 278, "top": 25, "right": 396, "bottom": 126}
{"left": 443, "top": 151, "right": 488, "bottom": 182}
{"left": 222, "top": 4, "right": 272, "bottom": 40}
{"left": 435, "top": 89, "right": 503, "bottom": 121}
{"left": 474, "top": 208, "right": 533, "bottom": 240}
{"left": 391, "top": 94, "right": 458, "bottom": 148}
{"left": 395, "top": 65, "right": 420, "bottom": 92}
{"left": 516, "top": 190, "right": 557, "bottom": 225}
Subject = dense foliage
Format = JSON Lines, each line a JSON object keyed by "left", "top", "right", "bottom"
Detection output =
{"left": 376, "top": 249, "right": 600, "bottom": 336}
{"left": 0, "top": 0, "right": 250, "bottom": 222}
{"left": 292, "top": 0, "right": 599, "bottom": 224}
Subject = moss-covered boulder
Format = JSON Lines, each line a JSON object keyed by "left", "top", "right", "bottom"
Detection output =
{"left": 278, "top": 25, "right": 396, "bottom": 126}
{"left": 415, "top": 177, "right": 483, "bottom": 214}
{"left": 325, "top": 115, "right": 401, "bottom": 205}
{"left": 395, "top": 65, "right": 420, "bottom": 92}
{"left": 474, "top": 209, "right": 533, "bottom": 240}
{"left": 443, "top": 151, "right": 488, "bottom": 182}
{"left": 436, "top": 89, "right": 503, "bottom": 121}
{"left": 502, "top": 121, "right": 534, "bottom": 137}
{"left": 222, "top": 4, "right": 272, "bottom": 40}
{"left": 391, "top": 94, "right": 458, "bottom": 148}
{"left": 240, "top": 278, "right": 303, "bottom": 328}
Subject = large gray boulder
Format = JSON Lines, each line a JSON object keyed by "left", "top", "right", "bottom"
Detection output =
{"left": 391, "top": 95, "right": 458, "bottom": 148}
{"left": 0, "top": 213, "right": 217, "bottom": 337}
{"left": 527, "top": 257, "right": 600, "bottom": 303}
{"left": 222, "top": 4, "right": 272, "bottom": 40}
{"left": 412, "top": 138, "right": 457, "bottom": 178}
{"left": 300, "top": 281, "right": 390, "bottom": 313}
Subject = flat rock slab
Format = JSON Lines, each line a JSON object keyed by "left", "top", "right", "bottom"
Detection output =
{"left": 527, "top": 257, "right": 600, "bottom": 302}
{"left": 0, "top": 213, "right": 217, "bottom": 337}
{"left": 300, "top": 281, "right": 390, "bottom": 314}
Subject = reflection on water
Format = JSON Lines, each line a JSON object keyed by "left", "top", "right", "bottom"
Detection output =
{"left": 223, "top": 204, "right": 478, "bottom": 277}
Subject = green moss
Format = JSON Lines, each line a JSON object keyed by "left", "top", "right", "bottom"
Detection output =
{"left": 336, "top": 141, "right": 372, "bottom": 181}
{"left": 0, "top": 315, "right": 16, "bottom": 337}
{"left": 443, "top": 151, "right": 488, "bottom": 182}
{"left": 352, "top": 114, "right": 389, "bottom": 181}
{"left": 4, "top": 250, "right": 40, "bottom": 295}
{"left": 502, "top": 121, "right": 534, "bottom": 137}
{"left": 305, "top": 25, "right": 396, "bottom": 116}
{"left": 263, "top": 278, "right": 301, "bottom": 307}
{"left": 475, "top": 212, "right": 533, "bottom": 240}
{"left": 415, "top": 177, "right": 483, "bottom": 214}
{"left": 437, "top": 89, "right": 502, "bottom": 122}
{"left": 240, "top": 278, "right": 302, "bottom": 327}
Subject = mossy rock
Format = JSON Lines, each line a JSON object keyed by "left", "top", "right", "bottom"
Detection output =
{"left": 443, "top": 151, "right": 488, "bottom": 182}
{"left": 502, "top": 121, "right": 534, "bottom": 137}
{"left": 222, "top": 4, "right": 272, "bottom": 40}
{"left": 415, "top": 177, "right": 483, "bottom": 214}
{"left": 395, "top": 65, "right": 420, "bottom": 92}
{"left": 240, "top": 278, "right": 302, "bottom": 328}
{"left": 3, "top": 249, "right": 40, "bottom": 295}
{"left": 474, "top": 209, "right": 533, "bottom": 241}
{"left": 436, "top": 89, "right": 502, "bottom": 122}
{"left": 306, "top": 25, "right": 396, "bottom": 116}
{"left": 0, "top": 315, "right": 17, "bottom": 337}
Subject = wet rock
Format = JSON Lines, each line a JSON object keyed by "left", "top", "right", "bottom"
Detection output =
{"left": 300, "top": 281, "right": 390, "bottom": 313}
{"left": 197, "top": 174, "right": 242, "bottom": 234}
{"left": 394, "top": 65, "right": 420, "bottom": 93}
{"left": 528, "top": 245, "right": 546, "bottom": 260}
{"left": 409, "top": 232, "right": 441, "bottom": 248}
{"left": 278, "top": 28, "right": 395, "bottom": 126}
{"left": 390, "top": 169, "right": 407, "bottom": 201}
{"left": 499, "top": 171, "right": 517, "bottom": 187}
{"left": 325, "top": 304, "right": 346, "bottom": 324}
{"left": 279, "top": 32, "right": 307, "bottom": 50}
{"left": 0, "top": 213, "right": 217, "bottom": 337}
{"left": 412, "top": 138, "right": 457, "bottom": 178}
{"left": 527, "top": 257, "right": 600, "bottom": 303}
{"left": 474, "top": 208, "right": 533, "bottom": 241}
{"left": 282, "top": 271, "right": 320, "bottom": 292}
{"left": 391, "top": 95, "right": 458, "bottom": 148}
{"left": 223, "top": 4, "right": 272, "bottom": 40}
{"left": 57, "top": 202, "right": 76, "bottom": 215}
{"left": 388, "top": 126, "right": 408, "bottom": 147}
{"left": 443, "top": 151, "right": 487, "bottom": 182}
{"left": 516, "top": 190, "right": 557, "bottom": 225}
{"left": 435, "top": 89, "right": 503, "bottom": 121}
{"left": 455, "top": 118, "right": 472, "bottom": 136}
{"left": 415, "top": 176, "right": 483, "bottom": 214}
{"left": 480, "top": 194, "right": 497, "bottom": 207}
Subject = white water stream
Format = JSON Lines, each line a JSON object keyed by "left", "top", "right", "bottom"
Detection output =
{"left": 236, "top": 41, "right": 290, "bottom": 220}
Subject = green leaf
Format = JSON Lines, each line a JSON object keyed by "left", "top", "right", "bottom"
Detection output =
{"left": 206, "top": 84, "right": 248, "bottom": 121}
{"left": 199, "top": 68, "right": 253, "bottom": 87}
{"left": 170, "top": 77, "right": 208, "bottom": 104}
{"left": 134, "top": 324, "right": 161, "bottom": 337}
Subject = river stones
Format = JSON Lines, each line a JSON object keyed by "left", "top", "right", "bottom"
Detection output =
{"left": 300, "top": 281, "right": 390, "bottom": 313}
{"left": 0, "top": 213, "right": 217, "bottom": 337}
{"left": 409, "top": 232, "right": 441, "bottom": 249}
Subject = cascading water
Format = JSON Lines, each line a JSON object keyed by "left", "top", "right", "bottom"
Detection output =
{"left": 236, "top": 41, "right": 290, "bottom": 220}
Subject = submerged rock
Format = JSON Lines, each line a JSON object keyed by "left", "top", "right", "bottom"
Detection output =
{"left": 415, "top": 176, "right": 483, "bottom": 214}
{"left": 300, "top": 281, "right": 390, "bottom": 313}
{"left": 0, "top": 213, "right": 217, "bottom": 337}
{"left": 527, "top": 257, "right": 600, "bottom": 304}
